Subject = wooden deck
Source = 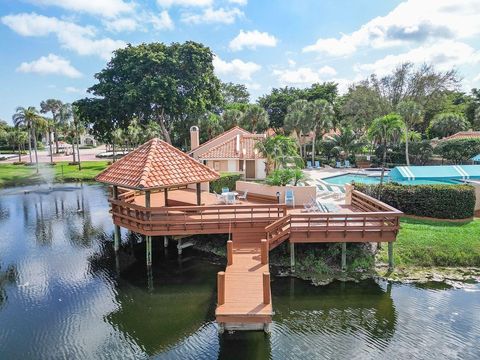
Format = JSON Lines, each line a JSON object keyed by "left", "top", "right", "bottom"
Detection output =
{"left": 215, "top": 239, "right": 272, "bottom": 331}
{"left": 110, "top": 187, "right": 402, "bottom": 332}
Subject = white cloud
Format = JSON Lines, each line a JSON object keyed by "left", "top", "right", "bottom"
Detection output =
{"left": 157, "top": 0, "right": 212, "bottom": 7}
{"left": 149, "top": 11, "right": 174, "bottom": 30}
{"left": 17, "top": 54, "right": 82, "bottom": 78}
{"left": 181, "top": 7, "right": 243, "bottom": 24}
{"left": 303, "top": 0, "right": 480, "bottom": 56}
{"left": 65, "top": 86, "right": 85, "bottom": 94}
{"left": 104, "top": 18, "right": 137, "bottom": 32}
{"left": 229, "top": 30, "right": 277, "bottom": 51}
{"left": 229, "top": 0, "right": 247, "bottom": 5}
{"left": 273, "top": 65, "right": 337, "bottom": 85}
{"left": 2, "top": 13, "right": 126, "bottom": 60}
{"left": 355, "top": 40, "right": 480, "bottom": 76}
{"left": 29, "top": 0, "right": 135, "bottom": 18}
{"left": 288, "top": 59, "right": 296, "bottom": 67}
{"left": 213, "top": 55, "right": 261, "bottom": 80}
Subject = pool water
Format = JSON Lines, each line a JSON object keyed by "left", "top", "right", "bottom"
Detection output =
{"left": 324, "top": 174, "right": 461, "bottom": 186}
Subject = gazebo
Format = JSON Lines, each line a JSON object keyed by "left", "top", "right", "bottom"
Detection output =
{"left": 95, "top": 138, "right": 220, "bottom": 263}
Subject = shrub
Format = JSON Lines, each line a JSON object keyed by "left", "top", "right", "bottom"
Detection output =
{"left": 209, "top": 173, "right": 242, "bottom": 193}
{"left": 435, "top": 138, "right": 480, "bottom": 164}
{"left": 355, "top": 183, "right": 476, "bottom": 219}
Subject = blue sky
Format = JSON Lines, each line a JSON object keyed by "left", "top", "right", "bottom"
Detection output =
{"left": 1, "top": 0, "right": 480, "bottom": 123}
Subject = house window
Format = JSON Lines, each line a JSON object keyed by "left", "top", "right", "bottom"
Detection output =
{"left": 213, "top": 161, "right": 220, "bottom": 171}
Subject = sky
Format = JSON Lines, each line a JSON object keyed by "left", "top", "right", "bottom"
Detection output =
{"left": 1, "top": 0, "right": 480, "bottom": 124}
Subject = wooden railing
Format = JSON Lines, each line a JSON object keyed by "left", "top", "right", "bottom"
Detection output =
{"left": 265, "top": 192, "right": 402, "bottom": 248}
{"left": 110, "top": 199, "right": 287, "bottom": 236}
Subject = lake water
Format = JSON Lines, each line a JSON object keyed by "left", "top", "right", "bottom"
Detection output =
{"left": 0, "top": 183, "right": 479, "bottom": 359}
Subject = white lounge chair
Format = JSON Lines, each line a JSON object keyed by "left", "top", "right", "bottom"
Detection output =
{"left": 285, "top": 189, "right": 295, "bottom": 207}
{"left": 345, "top": 160, "right": 351, "bottom": 168}
{"left": 238, "top": 190, "right": 248, "bottom": 201}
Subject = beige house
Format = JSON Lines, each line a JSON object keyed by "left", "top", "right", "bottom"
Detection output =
{"left": 189, "top": 126, "right": 268, "bottom": 180}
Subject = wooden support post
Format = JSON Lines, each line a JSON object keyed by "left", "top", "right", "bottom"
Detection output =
{"left": 163, "top": 236, "right": 169, "bottom": 248}
{"left": 217, "top": 271, "right": 225, "bottom": 305}
{"left": 164, "top": 188, "right": 169, "bottom": 207}
{"left": 290, "top": 242, "right": 295, "bottom": 272}
{"left": 145, "top": 190, "right": 151, "bottom": 208}
{"left": 113, "top": 185, "right": 120, "bottom": 252}
{"left": 227, "top": 240, "right": 233, "bottom": 266}
{"left": 196, "top": 183, "right": 201, "bottom": 206}
{"left": 388, "top": 242, "right": 394, "bottom": 270}
{"left": 261, "top": 239, "right": 268, "bottom": 265}
{"left": 263, "top": 272, "right": 270, "bottom": 304}
{"left": 177, "top": 238, "right": 182, "bottom": 255}
{"left": 341, "top": 242, "right": 347, "bottom": 271}
{"left": 146, "top": 235, "right": 152, "bottom": 266}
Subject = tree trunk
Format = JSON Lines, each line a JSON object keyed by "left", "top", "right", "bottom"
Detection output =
{"left": 27, "top": 130, "right": 32, "bottom": 163}
{"left": 72, "top": 140, "right": 76, "bottom": 163}
{"left": 112, "top": 143, "right": 116, "bottom": 163}
{"left": 55, "top": 131, "right": 59, "bottom": 154}
{"left": 76, "top": 126, "right": 81, "bottom": 170}
{"left": 405, "top": 128, "right": 410, "bottom": 166}
{"left": 380, "top": 142, "right": 387, "bottom": 185}
{"left": 49, "top": 130, "right": 54, "bottom": 164}
{"left": 157, "top": 109, "right": 172, "bottom": 144}
{"left": 311, "top": 132, "right": 316, "bottom": 165}
{"left": 32, "top": 128, "right": 39, "bottom": 174}
{"left": 18, "top": 143, "right": 21, "bottom": 162}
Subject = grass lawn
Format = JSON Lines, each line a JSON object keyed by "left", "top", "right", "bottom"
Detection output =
{"left": 0, "top": 161, "right": 109, "bottom": 188}
{"left": 378, "top": 218, "right": 480, "bottom": 267}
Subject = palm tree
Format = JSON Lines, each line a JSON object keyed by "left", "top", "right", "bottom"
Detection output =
{"left": 368, "top": 114, "right": 404, "bottom": 184}
{"left": 284, "top": 99, "right": 309, "bottom": 159}
{"left": 255, "top": 135, "right": 302, "bottom": 174}
{"left": 12, "top": 106, "right": 43, "bottom": 173}
{"left": 396, "top": 100, "right": 423, "bottom": 166}
{"left": 40, "top": 99, "right": 63, "bottom": 154}
{"left": 221, "top": 109, "right": 243, "bottom": 130}
{"left": 326, "top": 126, "right": 364, "bottom": 161}
{"left": 127, "top": 118, "right": 142, "bottom": 150}
{"left": 240, "top": 105, "right": 269, "bottom": 133}
{"left": 307, "top": 99, "right": 334, "bottom": 165}
{"left": 44, "top": 118, "right": 56, "bottom": 164}
{"left": 6, "top": 129, "right": 28, "bottom": 163}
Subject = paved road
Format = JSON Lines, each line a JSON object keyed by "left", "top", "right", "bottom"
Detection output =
{"left": 1, "top": 146, "right": 109, "bottom": 163}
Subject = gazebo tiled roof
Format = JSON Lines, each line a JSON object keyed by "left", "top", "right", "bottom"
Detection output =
{"left": 95, "top": 138, "right": 220, "bottom": 190}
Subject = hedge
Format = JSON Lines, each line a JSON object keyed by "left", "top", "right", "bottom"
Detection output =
{"left": 355, "top": 182, "right": 476, "bottom": 219}
{"left": 209, "top": 173, "right": 242, "bottom": 194}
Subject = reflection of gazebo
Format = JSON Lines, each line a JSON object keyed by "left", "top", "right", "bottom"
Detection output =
{"left": 95, "top": 138, "right": 220, "bottom": 264}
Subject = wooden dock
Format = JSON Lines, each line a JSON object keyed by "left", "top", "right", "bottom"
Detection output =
{"left": 215, "top": 233, "right": 272, "bottom": 332}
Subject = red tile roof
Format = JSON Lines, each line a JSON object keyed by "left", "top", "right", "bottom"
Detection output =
{"left": 95, "top": 138, "right": 220, "bottom": 189}
{"left": 198, "top": 134, "right": 265, "bottom": 159}
{"left": 443, "top": 131, "right": 480, "bottom": 140}
{"left": 188, "top": 126, "right": 251, "bottom": 155}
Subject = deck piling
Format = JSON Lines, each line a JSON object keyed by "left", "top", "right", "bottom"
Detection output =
{"left": 227, "top": 240, "right": 233, "bottom": 265}
{"left": 217, "top": 272, "right": 225, "bottom": 305}
{"left": 388, "top": 242, "right": 394, "bottom": 270}
{"left": 263, "top": 272, "right": 271, "bottom": 304}
{"left": 341, "top": 243, "right": 347, "bottom": 271}
{"left": 146, "top": 235, "right": 152, "bottom": 266}
{"left": 290, "top": 243, "right": 295, "bottom": 272}
{"left": 261, "top": 239, "right": 268, "bottom": 265}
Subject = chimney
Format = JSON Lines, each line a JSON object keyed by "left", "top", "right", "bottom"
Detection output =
{"left": 190, "top": 126, "right": 200, "bottom": 150}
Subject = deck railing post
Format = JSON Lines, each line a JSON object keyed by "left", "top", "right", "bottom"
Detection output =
{"left": 263, "top": 272, "right": 271, "bottom": 304}
{"left": 217, "top": 272, "right": 225, "bottom": 305}
{"left": 261, "top": 239, "right": 268, "bottom": 264}
{"left": 227, "top": 240, "right": 233, "bottom": 266}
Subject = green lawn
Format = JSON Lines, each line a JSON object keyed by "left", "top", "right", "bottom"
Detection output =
{"left": 0, "top": 161, "right": 109, "bottom": 187}
{"left": 378, "top": 218, "right": 480, "bottom": 267}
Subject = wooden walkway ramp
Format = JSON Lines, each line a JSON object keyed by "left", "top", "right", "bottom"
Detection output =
{"left": 215, "top": 232, "right": 272, "bottom": 332}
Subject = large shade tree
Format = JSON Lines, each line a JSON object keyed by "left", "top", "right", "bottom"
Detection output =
{"left": 427, "top": 112, "right": 469, "bottom": 139}
{"left": 85, "top": 41, "right": 222, "bottom": 145}
{"left": 284, "top": 99, "right": 309, "bottom": 158}
{"left": 368, "top": 114, "right": 404, "bottom": 184}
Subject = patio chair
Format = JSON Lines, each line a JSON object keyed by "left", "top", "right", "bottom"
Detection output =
{"left": 344, "top": 160, "right": 351, "bottom": 168}
{"left": 336, "top": 161, "right": 344, "bottom": 168}
{"left": 214, "top": 191, "right": 225, "bottom": 204}
{"left": 303, "top": 197, "right": 317, "bottom": 212}
{"left": 306, "top": 161, "right": 313, "bottom": 169}
{"left": 226, "top": 192, "right": 236, "bottom": 205}
{"left": 221, "top": 187, "right": 229, "bottom": 194}
{"left": 238, "top": 190, "right": 248, "bottom": 201}
{"left": 285, "top": 189, "right": 295, "bottom": 207}
{"left": 314, "top": 160, "right": 321, "bottom": 169}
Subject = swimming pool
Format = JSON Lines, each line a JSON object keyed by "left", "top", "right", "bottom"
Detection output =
{"left": 324, "top": 173, "right": 461, "bottom": 186}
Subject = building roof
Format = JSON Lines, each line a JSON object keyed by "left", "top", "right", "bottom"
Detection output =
{"left": 443, "top": 131, "right": 480, "bottom": 141}
{"left": 95, "top": 138, "right": 220, "bottom": 190}
{"left": 198, "top": 134, "right": 265, "bottom": 160}
{"left": 189, "top": 126, "right": 251, "bottom": 155}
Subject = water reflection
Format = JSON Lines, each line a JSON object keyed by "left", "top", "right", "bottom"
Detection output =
{"left": 0, "top": 184, "right": 478, "bottom": 359}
